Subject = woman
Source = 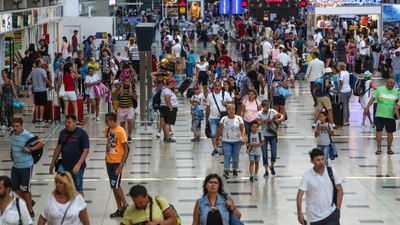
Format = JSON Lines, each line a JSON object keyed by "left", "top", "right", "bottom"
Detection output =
{"left": 325, "top": 40, "right": 334, "bottom": 67}
{"left": 196, "top": 55, "right": 210, "bottom": 94}
{"left": 61, "top": 36, "right": 72, "bottom": 60}
{"left": 1, "top": 70, "right": 18, "bottom": 130}
{"left": 338, "top": 62, "right": 352, "bottom": 126}
{"left": 359, "top": 71, "right": 377, "bottom": 127}
{"left": 38, "top": 172, "right": 90, "bottom": 225}
{"left": 192, "top": 174, "right": 241, "bottom": 225}
{"left": 348, "top": 37, "right": 357, "bottom": 57}
{"left": 83, "top": 36, "right": 93, "bottom": 61}
{"left": 305, "top": 35, "right": 315, "bottom": 53}
{"left": 271, "top": 68, "right": 289, "bottom": 128}
{"left": 214, "top": 38, "right": 222, "bottom": 60}
{"left": 63, "top": 63, "right": 81, "bottom": 123}
{"left": 240, "top": 89, "right": 262, "bottom": 134}
{"left": 289, "top": 48, "right": 300, "bottom": 88}
{"left": 223, "top": 80, "right": 234, "bottom": 99}
{"left": 84, "top": 67, "right": 101, "bottom": 120}
{"left": 160, "top": 77, "right": 179, "bottom": 142}
{"left": 216, "top": 104, "right": 245, "bottom": 178}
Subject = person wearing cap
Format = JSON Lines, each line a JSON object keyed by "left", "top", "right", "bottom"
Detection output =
{"left": 306, "top": 51, "right": 325, "bottom": 106}
{"left": 160, "top": 77, "right": 179, "bottom": 142}
{"left": 71, "top": 30, "right": 79, "bottom": 58}
{"left": 359, "top": 71, "right": 377, "bottom": 127}
{"left": 190, "top": 98, "right": 204, "bottom": 142}
{"left": 217, "top": 49, "right": 232, "bottom": 67}
{"left": 214, "top": 60, "right": 229, "bottom": 80}
{"left": 312, "top": 67, "right": 335, "bottom": 128}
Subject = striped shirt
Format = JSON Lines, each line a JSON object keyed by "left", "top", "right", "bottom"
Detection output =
{"left": 130, "top": 45, "right": 140, "bottom": 61}
{"left": 118, "top": 87, "right": 134, "bottom": 108}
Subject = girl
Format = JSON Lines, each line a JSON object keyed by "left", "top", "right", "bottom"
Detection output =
{"left": 359, "top": 71, "right": 377, "bottom": 127}
{"left": 314, "top": 111, "right": 334, "bottom": 166}
{"left": 1, "top": 70, "right": 18, "bottom": 130}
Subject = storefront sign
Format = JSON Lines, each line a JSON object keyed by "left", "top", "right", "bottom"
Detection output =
{"left": 96, "top": 32, "right": 108, "bottom": 39}
{"left": 343, "top": 0, "right": 381, "bottom": 4}
{"left": 232, "top": 0, "right": 243, "bottom": 14}
{"left": 1, "top": 14, "right": 12, "bottom": 33}
{"left": 219, "top": 0, "right": 230, "bottom": 15}
{"left": 383, "top": 5, "right": 400, "bottom": 31}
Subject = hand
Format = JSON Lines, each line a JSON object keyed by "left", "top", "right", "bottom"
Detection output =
{"left": 297, "top": 212, "right": 305, "bottom": 225}
{"left": 114, "top": 165, "right": 123, "bottom": 176}
{"left": 224, "top": 198, "right": 234, "bottom": 210}
{"left": 22, "top": 147, "right": 30, "bottom": 153}
{"left": 72, "top": 164, "right": 80, "bottom": 175}
{"left": 49, "top": 163, "right": 55, "bottom": 174}
{"left": 363, "top": 108, "right": 369, "bottom": 115}
{"left": 169, "top": 107, "right": 173, "bottom": 111}
{"left": 265, "top": 118, "right": 272, "bottom": 123}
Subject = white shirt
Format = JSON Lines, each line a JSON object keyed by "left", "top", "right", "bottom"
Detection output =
{"left": 171, "top": 43, "right": 182, "bottom": 57}
{"left": 306, "top": 58, "right": 325, "bottom": 81}
{"left": 277, "top": 52, "right": 291, "bottom": 66}
{"left": 84, "top": 74, "right": 100, "bottom": 95}
{"left": 257, "top": 109, "right": 278, "bottom": 137}
{"left": 196, "top": 62, "right": 209, "bottom": 71}
{"left": 339, "top": 70, "right": 351, "bottom": 93}
{"left": 262, "top": 41, "right": 273, "bottom": 59}
{"left": 342, "top": 21, "right": 348, "bottom": 30}
{"left": 248, "top": 132, "right": 263, "bottom": 156}
{"left": 206, "top": 91, "right": 233, "bottom": 119}
{"left": 359, "top": 40, "right": 367, "bottom": 55}
{"left": 0, "top": 196, "right": 33, "bottom": 225}
{"left": 265, "top": 27, "right": 272, "bottom": 39}
{"left": 41, "top": 194, "right": 87, "bottom": 225}
{"left": 314, "top": 122, "right": 334, "bottom": 146}
{"left": 220, "top": 115, "right": 244, "bottom": 142}
{"left": 298, "top": 166, "right": 341, "bottom": 223}
{"left": 212, "top": 24, "right": 219, "bottom": 35}
{"left": 166, "top": 35, "right": 173, "bottom": 41}
{"left": 314, "top": 32, "right": 323, "bottom": 46}
{"left": 161, "top": 87, "right": 179, "bottom": 107}
{"left": 176, "top": 35, "right": 182, "bottom": 44}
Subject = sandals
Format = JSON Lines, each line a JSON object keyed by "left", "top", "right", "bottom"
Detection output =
{"left": 375, "top": 149, "right": 382, "bottom": 155}
{"left": 387, "top": 149, "right": 394, "bottom": 155}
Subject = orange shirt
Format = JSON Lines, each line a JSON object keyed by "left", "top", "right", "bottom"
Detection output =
{"left": 104, "top": 126, "right": 127, "bottom": 163}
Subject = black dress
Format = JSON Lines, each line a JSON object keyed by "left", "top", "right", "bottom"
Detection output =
{"left": 206, "top": 210, "right": 223, "bottom": 225}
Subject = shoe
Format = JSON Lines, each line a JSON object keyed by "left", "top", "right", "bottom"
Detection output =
{"left": 331, "top": 123, "right": 336, "bottom": 129}
{"left": 110, "top": 210, "right": 124, "bottom": 218}
{"left": 233, "top": 170, "right": 238, "bottom": 177}
{"left": 388, "top": 149, "right": 394, "bottom": 154}
{"left": 254, "top": 174, "right": 259, "bottom": 181}
{"left": 91, "top": 115, "right": 95, "bottom": 119}
{"left": 223, "top": 170, "right": 230, "bottom": 178}
{"left": 312, "top": 123, "right": 317, "bottom": 129}
{"left": 343, "top": 122, "right": 350, "bottom": 126}
{"left": 156, "top": 132, "right": 161, "bottom": 138}
{"left": 29, "top": 211, "right": 35, "bottom": 218}
{"left": 361, "top": 122, "right": 366, "bottom": 127}
{"left": 375, "top": 149, "right": 382, "bottom": 155}
{"left": 164, "top": 138, "right": 176, "bottom": 143}
{"left": 96, "top": 117, "right": 100, "bottom": 121}
{"left": 249, "top": 176, "right": 254, "bottom": 182}
{"left": 313, "top": 103, "right": 317, "bottom": 107}
{"left": 191, "top": 137, "right": 198, "bottom": 142}
{"left": 263, "top": 171, "right": 269, "bottom": 177}
{"left": 270, "top": 166, "right": 276, "bottom": 175}
{"left": 127, "top": 137, "right": 132, "bottom": 143}
{"left": 169, "top": 132, "right": 174, "bottom": 136}
{"left": 211, "top": 149, "right": 219, "bottom": 157}
{"left": 196, "top": 136, "right": 201, "bottom": 142}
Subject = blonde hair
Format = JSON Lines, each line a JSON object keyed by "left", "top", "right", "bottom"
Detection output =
{"left": 226, "top": 103, "right": 235, "bottom": 110}
{"left": 337, "top": 62, "right": 347, "bottom": 71}
{"left": 53, "top": 172, "right": 78, "bottom": 201}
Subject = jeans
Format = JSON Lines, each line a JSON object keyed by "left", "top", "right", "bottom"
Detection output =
{"left": 372, "top": 52, "right": 380, "bottom": 70}
{"left": 393, "top": 70, "right": 400, "bottom": 88}
{"left": 244, "top": 121, "right": 251, "bottom": 135}
{"left": 262, "top": 136, "right": 277, "bottom": 166}
{"left": 310, "top": 208, "right": 340, "bottom": 225}
{"left": 310, "top": 81, "right": 317, "bottom": 105}
{"left": 222, "top": 141, "right": 242, "bottom": 170}
{"left": 318, "top": 144, "right": 330, "bottom": 166}
{"left": 58, "top": 164, "right": 85, "bottom": 193}
{"left": 209, "top": 118, "right": 220, "bottom": 137}
{"left": 340, "top": 91, "right": 352, "bottom": 118}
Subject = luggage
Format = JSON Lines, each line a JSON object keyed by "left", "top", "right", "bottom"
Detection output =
{"left": 186, "top": 88, "right": 194, "bottom": 99}
{"left": 332, "top": 94, "right": 343, "bottom": 126}
{"left": 178, "top": 78, "right": 192, "bottom": 94}
{"left": 354, "top": 58, "right": 362, "bottom": 74}
{"left": 68, "top": 97, "right": 84, "bottom": 122}
{"left": 186, "top": 62, "right": 193, "bottom": 78}
{"left": 380, "top": 64, "right": 390, "bottom": 78}
{"left": 366, "top": 59, "right": 373, "bottom": 73}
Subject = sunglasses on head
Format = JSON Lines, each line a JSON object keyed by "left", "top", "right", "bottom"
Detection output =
{"left": 57, "top": 171, "right": 68, "bottom": 176}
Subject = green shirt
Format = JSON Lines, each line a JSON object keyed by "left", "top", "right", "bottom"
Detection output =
{"left": 297, "top": 39, "right": 306, "bottom": 52}
{"left": 121, "top": 196, "right": 170, "bottom": 225}
{"left": 372, "top": 86, "right": 399, "bottom": 119}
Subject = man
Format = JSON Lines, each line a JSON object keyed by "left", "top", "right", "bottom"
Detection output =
{"left": 19, "top": 51, "right": 34, "bottom": 97}
{"left": 306, "top": 52, "right": 325, "bottom": 107}
{"left": 276, "top": 46, "right": 291, "bottom": 76}
{"left": 0, "top": 176, "right": 33, "bottom": 224}
{"left": 359, "top": 36, "right": 369, "bottom": 72}
{"left": 297, "top": 148, "right": 343, "bottom": 225}
{"left": 121, "top": 185, "right": 177, "bottom": 225}
{"left": 364, "top": 78, "right": 399, "bottom": 155}
{"left": 284, "top": 32, "right": 294, "bottom": 52}
{"left": 49, "top": 114, "right": 90, "bottom": 195}
{"left": 312, "top": 68, "right": 335, "bottom": 128}
{"left": 101, "top": 49, "right": 113, "bottom": 88}
{"left": 232, "top": 61, "right": 246, "bottom": 112}
{"left": 10, "top": 117, "right": 44, "bottom": 218}
{"left": 206, "top": 80, "right": 233, "bottom": 157}
{"left": 171, "top": 39, "right": 182, "bottom": 58}
{"left": 314, "top": 29, "right": 323, "bottom": 46}
{"left": 212, "top": 21, "right": 220, "bottom": 38}
{"left": 26, "top": 58, "right": 53, "bottom": 123}
{"left": 104, "top": 112, "right": 129, "bottom": 217}
{"left": 217, "top": 49, "right": 233, "bottom": 67}
{"left": 261, "top": 39, "right": 273, "bottom": 65}
{"left": 337, "top": 35, "right": 347, "bottom": 64}
{"left": 71, "top": 30, "right": 79, "bottom": 58}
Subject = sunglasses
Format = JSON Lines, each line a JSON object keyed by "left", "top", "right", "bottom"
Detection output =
{"left": 57, "top": 171, "right": 68, "bottom": 176}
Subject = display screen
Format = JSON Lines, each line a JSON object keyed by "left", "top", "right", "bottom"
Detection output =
{"left": 232, "top": 0, "right": 242, "bottom": 14}
{"left": 219, "top": 0, "right": 230, "bottom": 15}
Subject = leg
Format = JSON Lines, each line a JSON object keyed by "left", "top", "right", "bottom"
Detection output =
{"left": 96, "top": 98, "right": 101, "bottom": 117}
{"left": 113, "top": 187, "right": 128, "bottom": 211}
{"left": 64, "top": 100, "right": 69, "bottom": 116}
{"left": 262, "top": 137, "right": 270, "bottom": 174}
{"left": 39, "top": 106, "right": 45, "bottom": 121}
{"left": 120, "top": 121, "right": 126, "bottom": 130}
{"left": 254, "top": 161, "right": 259, "bottom": 175}
{"left": 327, "top": 109, "right": 334, "bottom": 125}
{"left": 222, "top": 142, "right": 233, "bottom": 171}
{"left": 127, "top": 119, "right": 133, "bottom": 138}
{"left": 163, "top": 123, "right": 171, "bottom": 140}
{"left": 270, "top": 137, "right": 278, "bottom": 168}
{"left": 376, "top": 132, "right": 382, "bottom": 151}
{"left": 72, "top": 101, "right": 78, "bottom": 120}
{"left": 249, "top": 160, "right": 254, "bottom": 176}
{"left": 231, "top": 141, "right": 241, "bottom": 170}
{"left": 310, "top": 81, "right": 317, "bottom": 106}
{"left": 90, "top": 99, "right": 96, "bottom": 116}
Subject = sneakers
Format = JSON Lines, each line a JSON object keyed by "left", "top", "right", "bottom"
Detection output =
{"left": 164, "top": 138, "right": 176, "bottom": 143}
{"left": 223, "top": 170, "right": 230, "bottom": 178}
{"left": 211, "top": 149, "right": 219, "bottom": 157}
{"left": 361, "top": 122, "right": 366, "bottom": 127}
{"left": 110, "top": 210, "right": 124, "bottom": 218}
{"left": 270, "top": 166, "right": 276, "bottom": 175}
{"left": 254, "top": 174, "right": 259, "bottom": 181}
{"left": 191, "top": 137, "right": 200, "bottom": 142}
{"left": 263, "top": 171, "right": 269, "bottom": 177}
{"left": 249, "top": 176, "right": 254, "bottom": 182}
{"left": 312, "top": 123, "right": 317, "bottom": 129}
{"left": 96, "top": 117, "right": 100, "bottom": 121}
{"left": 127, "top": 137, "right": 132, "bottom": 143}
{"left": 156, "top": 132, "right": 161, "bottom": 138}
{"left": 90, "top": 115, "right": 96, "bottom": 120}
{"left": 233, "top": 170, "right": 238, "bottom": 177}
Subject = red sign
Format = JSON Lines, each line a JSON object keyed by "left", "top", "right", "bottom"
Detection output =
{"left": 266, "top": 0, "right": 284, "bottom": 2}
{"left": 300, "top": 0, "right": 307, "bottom": 7}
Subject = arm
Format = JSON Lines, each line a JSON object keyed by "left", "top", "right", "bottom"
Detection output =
{"left": 192, "top": 200, "right": 200, "bottom": 225}
{"left": 225, "top": 196, "right": 241, "bottom": 219}
{"left": 115, "top": 142, "right": 129, "bottom": 176}
{"left": 363, "top": 97, "right": 376, "bottom": 114}
{"left": 72, "top": 148, "right": 89, "bottom": 175}
{"left": 49, "top": 144, "right": 62, "bottom": 174}
{"left": 296, "top": 190, "right": 305, "bottom": 225}
{"left": 239, "top": 123, "right": 246, "bottom": 145}
{"left": 79, "top": 208, "right": 90, "bottom": 225}
{"left": 158, "top": 207, "right": 178, "bottom": 225}
{"left": 72, "top": 71, "right": 82, "bottom": 79}
{"left": 396, "top": 104, "right": 400, "bottom": 120}
{"left": 165, "top": 94, "right": 173, "bottom": 111}
{"left": 240, "top": 104, "right": 246, "bottom": 118}
{"left": 215, "top": 123, "right": 224, "bottom": 141}
{"left": 10, "top": 80, "right": 18, "bottom": 101}
{"left": 206, "top": 105, "right": 210, "bottom": 121}
{"left": 280, "top": 79, "right": 289, "bottom": 88}
{"left": 275, "top": 112, "right": 284, "bottom": 124}
{"left": 335, "top": 184, "right": 344, "bottom": 210}
{"left": 38, "top": 215, "right": 47, "bottom": 225}
{"left": 44, "top": 77, "right": 53, "bottom": 88}
{"left": 338, "top": 80, "right": 343, "bottom": 92}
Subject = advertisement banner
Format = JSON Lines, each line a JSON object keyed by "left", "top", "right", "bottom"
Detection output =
{"left": 382, "top": 4, "right": 400, "bottom": 32}
{"left": 232, "top": 0, "right": 242, "bottom": 15}
{"left": 219, "top": 0, "right": 230, "bottom": 15}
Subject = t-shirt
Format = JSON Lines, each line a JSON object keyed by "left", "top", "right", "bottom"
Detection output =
{"left": 105, "top": 126, "right": 127, "bottom": 163}
{"left": 0, "top": 197, "right": 33, "bottom": 225}
{"left": 212, "top": 24, "right": 219, "bottom": 35}
{"left": 196, "top": 62, "right": 209, "bottom": 71}
{"left": 315, "top": 122, "right": 334, "bottom": 146}
{"left": 84, "top": 74, "right": 100, "bottom": 95}
{"left": 57, "top": 128, "right": 90, "bottom": 170}
{"left": 220, "top": 115, "right": 244, "bottom": 142}
{"left": 122, "top": 196, "right": 170, "bottom": 225}
{"left": 248, "top": 132, "right": 263, "bottom": 156}
{"left": 171, "top": 43, "right": 182, "bottom": 57}
{"left": 191, "top": 93, "right": 205, "bottom": 106}
{"left": 277, "top": 53, "right": 290, "bottom": 66}
{"left": 242, "top": 99, "right": 261, "bottom": 122}
{"left": 373, "top": 86, "right": 399, "bottom": 119}
{"left": 160, "top": 87, "right": 179, "bottom": 107}
{"left": 29, "top": 68, "right": 48, "bottom": 93}
{"left": 257, "top": 109, "right": 278, "bottom": 137}
{"left": 41, "top": 194, "right": 86, "bottom": 225}
{"left": 63, "top": 73, "right": 76, "bottom": 92}
{"left": 262, "top": 41, "right": 273, "bottom": 59}
{"left": 11, "top": 129, "right": 35, "bottom": 169}
{"left": 359, "top": 40, "right": 367, "bottom": 55}
{"left": 20, "top": 56, "right": 34, "bottom": 77}
{"left": 339, "top": 71, "right": 351, "bottom": 93}
{"left": 206, "top": 91, "right": 233, "bottom": 119}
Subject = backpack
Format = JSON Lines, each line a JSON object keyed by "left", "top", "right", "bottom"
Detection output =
{"left": 247, "top": 131, "right": 262, "bottom": 152}
{"left": 313, "top": 77, "right": 326, "bottom": 96}
{"left": 353, "top": 79, "right": 370, "bottom": 96}
{"left": 10, "top": 131, "right": 43, "bottom": 164}
{"left": 152, "top": 89, "right": 162, "bottom": 110}
{"left": 349, "top": 73, "right": 358, "bottom": 89}
{"left": 218, "top": 27, "right": 225, "bottom": 36}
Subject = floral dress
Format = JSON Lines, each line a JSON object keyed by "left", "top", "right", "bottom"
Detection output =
{"left": 1, "top": 81, "right": 14, "bottom": 127}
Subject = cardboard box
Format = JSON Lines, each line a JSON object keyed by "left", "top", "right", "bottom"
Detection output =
{"left": 13, "top": 106, "right": 25, "bottom": 115}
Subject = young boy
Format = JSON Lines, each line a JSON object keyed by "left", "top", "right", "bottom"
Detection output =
{"left": 190, "top": 99, "right": 204, "bottom": 142}
{"left": 247, "top": 120, "right": 264, "bottom": 182}
{"left": 190, "top": 86, "right": 205, "bottom": 106}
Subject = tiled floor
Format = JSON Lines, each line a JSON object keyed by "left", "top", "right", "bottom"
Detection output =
{"left": 1, "top": 42, "right": 400, "bottom": 225}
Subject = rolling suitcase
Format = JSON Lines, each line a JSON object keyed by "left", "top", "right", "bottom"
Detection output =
{"left": 332, "top": 94, "right": 343, "bottom": 126}
{"left": 178, "top": 78, "right": 192, "bottom": 94}
{"left": 68, "top": 97, "right": 84, "bottom": 122}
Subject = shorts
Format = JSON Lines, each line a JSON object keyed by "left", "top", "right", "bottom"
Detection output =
{"left": 11, "top": 166, "right": 33, "bottom": 192}
{"left": 375, "top": 117, "right": 396, "bottom": 133}
{"left": 191, "top": 120, "right": 201, "bottom": 132}
{"left": 209, "top": 118, "right": 220, "bottom": 137}
{"left": 63, "top": 91, "right": 77, "bottom": 101}
{"left": 249, "top": 154, "right": 261, "bottom": 162}
{"left": 73, "top": 46, "right": 78, "bottom": 53}
{"left": 198, "top": 71, "right": 208, "bottom": 86}
{"left": 273, "top": 96, "right": 286, "bottom": 106}
{"left": 360, "top": 55, "right": 367, "bottom": 64}
{"left": 118, "top": 107, "right": 134, "bottom": 122}
{"left": 58, "top": 164, "right": 85, "bottom": 193}
{"left": 106, "top": 163, "right": 122, "bottom": 189}
{"left": 89, "top": 89, "right": 98, "bottom": 99}
{"left": 160, "top": 106, "right": 178, "bottom": 125}
{"left": 34, "top": 91, "right": 48, "bottom": 106}
{"left": 317, "top": 96, "right": 332, "bottom": 110}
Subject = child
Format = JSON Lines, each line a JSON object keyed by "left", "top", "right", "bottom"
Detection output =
{"left": 190, "top": 99, "right": 204, "bottom": 142}
{"left": 359, "top": 71, "right": 376, "bottom": 127}
{"left": 314, "top": 111, "right": 335, "bottom": 166}
{"left": 247, "top": 120, "right": 264, "bottom": 182}
{"left": 190, "top": 86, "right": 205, "bottom": 106}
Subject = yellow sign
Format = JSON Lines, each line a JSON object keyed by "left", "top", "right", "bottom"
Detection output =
{"left": 180, "top": 7, "right": 186, "bottom": 14}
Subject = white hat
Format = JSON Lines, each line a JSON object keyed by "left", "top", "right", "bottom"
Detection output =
{"left": 324, "top": 67, "right": 333, "bottom": 73}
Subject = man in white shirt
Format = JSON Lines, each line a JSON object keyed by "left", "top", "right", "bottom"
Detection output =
{"left": 306, "top": 52, "right": 325, "bottom": 106}
{"left": 297, "top": 148, "right": 343, "bottom": 225}
{"left": 171, "top": 39, "right": 182, "bottom": 57}
{"left": 276, "top": 46, "right": 290, "bottom": 67}
{"left": 359, "top": 36, "right": 369, "bottom": 72}
{"left": 0, "top": 176, "right": 33, "bottom": 225}
{"left": 342, "top": 20, "right": 348, "bottom": 31}
{"left": 262, "top": 39, "right": 273, "bottom": 65}
{"left": 211, "top": 22, "right": 219, "bottom": 37}
{"left": 313, "top": 29, "right": 323, "bottom": 46}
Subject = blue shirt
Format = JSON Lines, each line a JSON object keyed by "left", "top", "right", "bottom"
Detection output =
{"left": 11, "top": 130, "right": 35, "bottom": 169}
{"left": 198, "top": 194, "right": 230, "bottom": 225}
{"left": 187, "top": 54, "right": 196, "bottom": 65}
{"left": 57, "top": 127, "right": 90, "bottom": 171}
{"left": 81, "top": 65, "right": 89, "bottom": 80}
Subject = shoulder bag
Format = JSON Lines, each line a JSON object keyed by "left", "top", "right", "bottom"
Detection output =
{"left": 223, "top": 194, "right": 244, "bottom": 225}
{"left": 59, "top": 74, "right": 65, "bottom": 97}
{"left": 265, "top": 110, "right": 278, "bottom": 136}
{"left": 212, "top": 91, "right": 227, "bottom": 119}
{"left": 61, "top": 197, "right": 76, "bottom": 225}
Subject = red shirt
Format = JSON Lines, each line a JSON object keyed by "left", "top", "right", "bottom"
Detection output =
{"left": 218, "top": 56, "right": 233, "bottom": 67}
{"left": 72, "top": 34, "right": 78, "bottom": 47}
{"left": 63, "top": 72, "right": 75, "bottom": 91}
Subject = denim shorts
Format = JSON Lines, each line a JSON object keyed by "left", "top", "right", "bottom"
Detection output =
{"left": 209, "top": 118, "right": 220, "bottom": 137}
{"left": 248, "top": 154, "right": 261, "bottom": 162}
{"left": 58, "top": 164, "right": 85, "bottom": 193}
{"left": 106, "top": 163, "right": 122, "bottom": 189}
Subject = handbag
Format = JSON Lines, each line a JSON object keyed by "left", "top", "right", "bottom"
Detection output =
{"left": 58, "top": 84, "right": 65, "bottom": 97}
{"left": 329, "top": 137, "right": 338, "bottom": 160}
{"left": 205, "top": 122, "right": 211, "bottom": 138}
{"left": 266, "top": 121, "right": 278, "bottom": 136}
{"left": 230, "top": 211, "right": 244, "bottom": 225}
{"left": 278, "top": 86, "right": 291, "bottom": 98}
{"left": 93, "top": 82, "right": 109, "bottom": 97}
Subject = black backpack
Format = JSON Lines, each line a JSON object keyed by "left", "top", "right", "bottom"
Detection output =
{"left": 10, "top": 131, "right": 43, "bottom": 164}
{"left": 353, "top": 79, "right": 370, "bottom": 96}
{"left": 152, "top": 90, "right": 162, "bottom": 110}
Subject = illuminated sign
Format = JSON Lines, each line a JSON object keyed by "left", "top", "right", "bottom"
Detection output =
{"left": 219, "top": 0, "right": 230, "bottom": 15}
{"left": 232, "top": 0, "right": 242, "bottom": 14}
{"left": 343, "top": 0, "right": 381, "bottom": 5}
{"left": 300, "top": 0, "right": 307, "bottom": 7}
{"left": 266, "top": 0, "right": 284, "bottom": 2}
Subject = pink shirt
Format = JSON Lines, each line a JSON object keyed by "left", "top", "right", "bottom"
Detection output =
{"left": 271, "top": 49, "right": 280, "bottom": 62}
{"left": 243, "top": 99, "right": 261, "bottom": 122}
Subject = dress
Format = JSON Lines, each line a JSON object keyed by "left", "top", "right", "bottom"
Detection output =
{"left": 360, "top": 80, "right": 372, "bottom": 108}
{"left": 1, "top": 81, "right": 14, "bottom": 127}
